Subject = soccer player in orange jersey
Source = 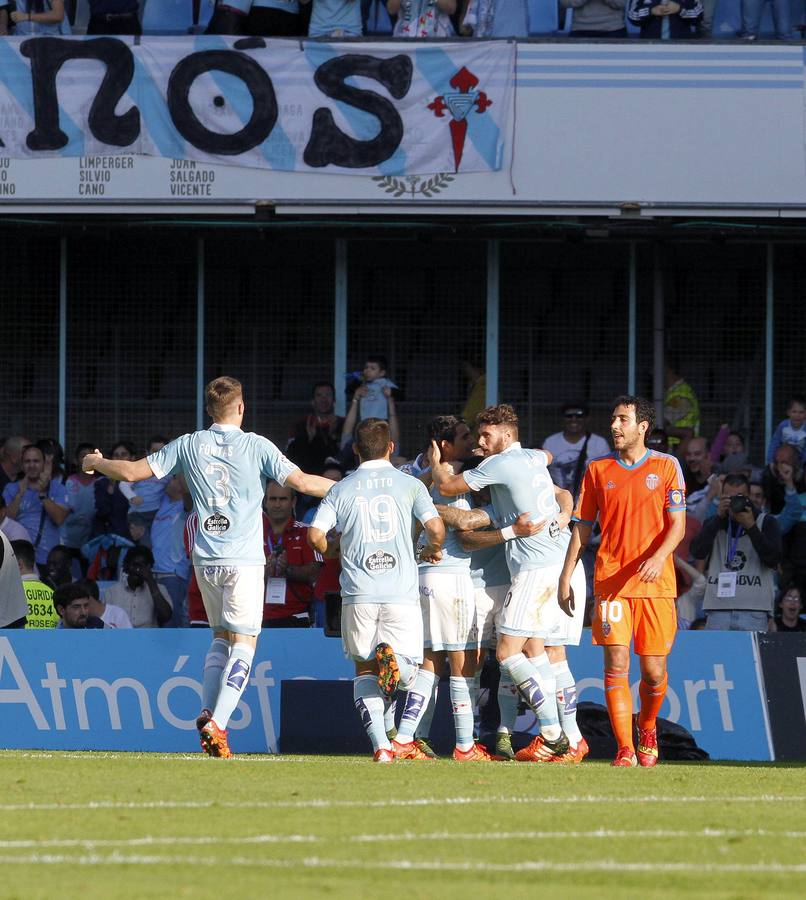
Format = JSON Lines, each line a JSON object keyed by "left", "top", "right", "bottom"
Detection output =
{"left": 558, "top": 396, "right": 686, "bottom": 767}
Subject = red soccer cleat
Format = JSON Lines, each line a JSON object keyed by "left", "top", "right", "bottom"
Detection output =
{"left": 392, "top": 739, "right": 436, "bottom": 761}
{"left": 199, "top": 720, "right": 233, "bottom": 759}
{"left": 514, "top": 732, "right": 571, "bottom": 763}
{"left": 453, "top": 742, "right": 499, "bottom": 762}
{"left": 374, "top": 643, "right": 400, "bottom": 699}
{"left": 636, "top": 725, "right": 659, "bottom": 767}
{"left": 612, "top": 746, "right": 638, "bottom": 767}
{"left": 373, "top": 748, "right": 395, "bottom": 763}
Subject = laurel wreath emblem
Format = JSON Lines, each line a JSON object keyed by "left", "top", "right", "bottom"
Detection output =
{"left": 372, "top": 173, "right": 455, "bottom": 198}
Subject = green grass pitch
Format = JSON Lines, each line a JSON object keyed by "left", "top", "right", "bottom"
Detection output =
{"left": 1, "top": 751, "right": 805, "bottom": 899}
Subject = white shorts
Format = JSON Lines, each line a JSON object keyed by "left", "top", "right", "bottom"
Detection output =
{"left": 545, "top": 560, "right": 586, "bottom": 647}
{"left": 341, "top": 602, "right": 424, "bottom": 663}
{"left": 498, "top": 562, "right": 564, "bottom": 639}
{"left": 419, "top": 569, "right": 477, "bottom": 651}
{"left": 475, "top": 584, "right": 509, "bottom": 648}
{"left": 195, "top": 565, "right": 264, "bottom": 637}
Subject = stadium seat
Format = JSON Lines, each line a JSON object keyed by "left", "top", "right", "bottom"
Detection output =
{"left": 527, "top": 0, "right": 560, "bottom": 34}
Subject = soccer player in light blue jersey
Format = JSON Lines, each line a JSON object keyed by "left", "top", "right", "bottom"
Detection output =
{"left": 308, "top": 418, "right": 445, "bottom": 763}
{"left": 82, "top": 377, "right": 334, "bottom": 758}
{"left": 439, "top": 471, "right": 578, "bottom": 761}
{"left": 394, "top": 415, "right": 496, "bottom": 761}
{"left": 431, "top": 403, "right": 575, "bottom": 763}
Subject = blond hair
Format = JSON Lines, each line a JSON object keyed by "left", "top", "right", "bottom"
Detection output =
{"left": 205, "top": 376, "right": 243, "bottom": 420}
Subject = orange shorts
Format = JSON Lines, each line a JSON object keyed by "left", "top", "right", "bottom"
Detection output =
{"left": 591, "top": 596, "right": 677, "bottom": 656}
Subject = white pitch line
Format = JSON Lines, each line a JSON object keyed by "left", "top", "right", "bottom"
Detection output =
{"left": 0, "top": 853, "right": 804, "bottom": 875}
{"left": 0, "top": 794, "right": 803, "bottom": 813}
{"left": 0, "top": 827, "right": 805, "bottom": 852}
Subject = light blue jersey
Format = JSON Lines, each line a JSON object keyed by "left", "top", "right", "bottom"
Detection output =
{"left": 311, "top": 459, "right": 438, "bottom": 605}
{"left": 463, "top": 443, "right": 568, "bottom": 576}
{"left": 148, "top": 424, "right": 297, "bottom": 567}
{"left": 469, "top": 541, "right": 510, "bottom": 590}
{"left": 418, "top": 484, "right": 471, "bottom": 575}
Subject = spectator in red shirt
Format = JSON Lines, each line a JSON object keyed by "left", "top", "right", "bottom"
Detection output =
{"left": 262, "top": 481, "right": 322, "bottom": 628}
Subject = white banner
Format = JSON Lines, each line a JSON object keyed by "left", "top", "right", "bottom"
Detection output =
{"left": 0, "top": 37, "right": 515, "bottom": 176}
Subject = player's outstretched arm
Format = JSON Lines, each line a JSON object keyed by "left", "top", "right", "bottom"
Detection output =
{"left": 419, "top": 516, "right": 445, "bottom": 563}
{"left": 83, "top": 451, "right": 154, "bottom": 483}
{"left": 435, "top": 504, "right": 491, "bottom": 532}
{"left": 429, "top": 440, "right": 471, "bottom": 497}
{"left": 286, "top": 469, "right": 336, "bottom": 499}
{"left": 558, "top": 522, "right": 591, "bottom": 617}
{"left": 458, "top": 512, "right": 546, "bottom": 551}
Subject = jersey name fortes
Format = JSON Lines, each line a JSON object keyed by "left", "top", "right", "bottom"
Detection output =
{"left": 148, "top": 424, "right": 298, "bottom": 568}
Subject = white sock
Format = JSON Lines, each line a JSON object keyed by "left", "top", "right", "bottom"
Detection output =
{"left": 212, "top": 642, "right": 255, "bottom": 730}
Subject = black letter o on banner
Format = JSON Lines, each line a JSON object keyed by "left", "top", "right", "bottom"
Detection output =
{"left": 167, "top": 51, "right": 277, "bottom": 156}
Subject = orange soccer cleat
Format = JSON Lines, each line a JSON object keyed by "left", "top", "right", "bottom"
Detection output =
{"left": 374, "top": 643, "right": 400, "bottom": 699}
{"left": 636, "top": 725, "right": 659, "bottom": 767}
{"left": 373, "top": 748, "right": 395, "bottom": 763}
{"left": 392, "top": 739, "right": 436, "bottom": 761}
{"left": 453, "top": 742, "right": 499, "bottom": 762}
{"left": 569, "top": 736, "right": 590, "bottom": 765}
{"left": 612, "top": 746, "right": 638, "bottom": 767}
{"left": 199, "top": 720, "right": 233, "bottom": 759}
{"left": 514, "top": 732, "right": 571, "bottom": 763}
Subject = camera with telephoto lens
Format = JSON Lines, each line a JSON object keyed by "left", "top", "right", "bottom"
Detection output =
{"left": 729, "top": 494, "right": 751, "bottom": 514}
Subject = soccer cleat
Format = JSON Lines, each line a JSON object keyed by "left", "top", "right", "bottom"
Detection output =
{"left": 195, "top": 708, "right": 213, "bottom": 732}
{"left": 199, "top": 720, "right": 233, "bottom": 759}
{"left": 494, "top": 733, "right": 516, "bottom": 761}
{"left": 612, "top": 746, "right": 638, "bottom": 767}
{"left": 391, "top": 739, "right": 436, "bottom": 761}
{"left": 373, "top": 748, "right": 395, "bottom": 763}
{"left": 414, "top": 737, "right": 437, "bottom": 759}
{"left": 636, "top": 725, "right": 659, "bottom": 767}
{"left": 514, "top": 732, "right": 571, "bottom": 763}
{"left": 374, "top": 642, "right": 400, "bottom": 699}
{"left": 568, "top": 736, "right": 590, "bottom": 765}
{"left": 453, "top": 742, "right": 497, "bottom": 762}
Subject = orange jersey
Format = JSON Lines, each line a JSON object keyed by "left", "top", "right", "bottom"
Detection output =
{"left": 573, "top": 450, "right": 686, "bottom": 599}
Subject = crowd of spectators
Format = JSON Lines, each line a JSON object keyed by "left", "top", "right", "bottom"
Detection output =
{"left": 1, "top": 363, "right": 805, "bottom": 634}
{"left": 0, "top": 0, "right": 801, "bottom": 41}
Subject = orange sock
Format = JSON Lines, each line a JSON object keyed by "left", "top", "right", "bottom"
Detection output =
{"left": 604, "top": 670, "right": 633, "bottom": 751}
{"left": 638, "top": 673, "right": 667, "bottom": 731}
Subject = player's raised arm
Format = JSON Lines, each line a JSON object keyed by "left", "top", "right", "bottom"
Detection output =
{"left": 429, "top": 440, "right": 471, "bottom": 497}
{"left": 83, "top": 450, "right": 154, "bottom": 483}
{"left": 286, "top": 469, "right": 336, "bottom": 499}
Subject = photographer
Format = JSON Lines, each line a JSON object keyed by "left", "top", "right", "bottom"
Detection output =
{"left": 690, "top": 473, "right": 782, "bottom": 631}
